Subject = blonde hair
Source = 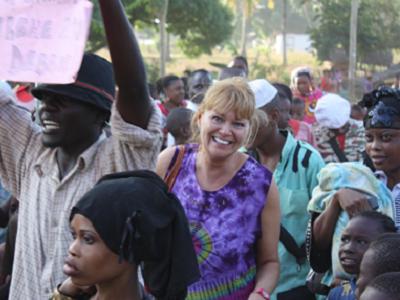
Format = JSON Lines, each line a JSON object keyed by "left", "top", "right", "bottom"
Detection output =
{"left": 191, "top": 77, "right": 257, "bottom": 146}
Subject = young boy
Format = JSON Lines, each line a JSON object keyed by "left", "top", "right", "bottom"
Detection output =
{"left": 356, "top": 237, "right": 400, "bottom": 298}
{"left": 326, "top": 212, "right": 396, "bottom": 300}
{"left": 166, "top": 108, "right": 193, "bottom": 145}
{"left": 291, "top": 97, "right": 305, "bottom": 121}
{"left": 359, "top": 272, "right": 400, "bottom": 300}
{"left": 289, "top": 97, "right": 315, "bottom": 145}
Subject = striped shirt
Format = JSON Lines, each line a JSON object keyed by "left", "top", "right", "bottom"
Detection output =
{"left": 0, "top": 94, "right": 162, "bottom": 299}
{"left": 312, "top": 118, "right": 365, "bottom": 163}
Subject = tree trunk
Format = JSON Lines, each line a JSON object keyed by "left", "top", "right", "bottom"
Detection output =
{"left": 239, "top": 0, "right": 249, "bottom": 57}
{"left": 166, "top": 32, "right": 171, "bottom": 61}
{"left": 234, "top": 0, "right": 243, "bottom": 49}
{"left": 159, "top": 0, "right": 169, "bottom": 77}
{"left": 348, "top": 0, "right": 359, "bottom": 102}
{"left": 282, "top": 0, "right": 288, "bottom": 66}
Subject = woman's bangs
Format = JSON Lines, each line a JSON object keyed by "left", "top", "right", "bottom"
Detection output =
{"left": 211, "top": 91, "right": 254, "bottom": 120}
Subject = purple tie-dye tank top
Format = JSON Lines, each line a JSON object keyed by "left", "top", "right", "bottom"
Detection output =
{"left": 170, "top": 144, "right": 272, "bottom": 300}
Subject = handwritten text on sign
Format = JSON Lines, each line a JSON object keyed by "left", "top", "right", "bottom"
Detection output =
{"left": 0, "top": 0, "right": 93, "bottom": 84}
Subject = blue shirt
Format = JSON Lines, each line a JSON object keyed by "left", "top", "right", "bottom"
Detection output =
{"left": 327, "top": 279, "right": 356, "bottom": 300}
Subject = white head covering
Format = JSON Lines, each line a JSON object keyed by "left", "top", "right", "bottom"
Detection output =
{"left": 315, "top": 93, "right": 351, "bottom": 129}
{"left": 248, "top": 79, "right": 277, "bottom": 108}
{"left": 290, "top": 66, "right": 312, "bottom": 88}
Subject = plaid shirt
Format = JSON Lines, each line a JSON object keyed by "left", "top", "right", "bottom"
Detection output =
{"left": 0, "top": 95, "right": 162, "bottom": 299}
{"left": 312, "top": 119, "right": 365, "bottom": 163}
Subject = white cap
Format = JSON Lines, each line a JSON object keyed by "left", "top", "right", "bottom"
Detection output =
{"left": 315, "top": 93, "right": 351, "bottom": 129}
{"left": 248, "top": 79, "right": 278, "bottom": 108}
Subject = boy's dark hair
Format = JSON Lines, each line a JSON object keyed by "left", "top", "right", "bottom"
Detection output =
{"left": 354, "top": 211, "right": 397, "bottom": 233}
{"left": 233, "top": 55, "right": 248, "bottom": 69}
{"left": 367, "top": 238, "right": 400, "bottom": 276}
{"left": 292, "top": 98, "right": 305, "bottom": 106}
{"left": 351, "top": 103, "right": 364, "bottom": 113}
{"left": 162, "top": 75, "right": 181, "bottom": 90}
{"left": 273, "top": 83, "right": 293, "bottom": 101}
{"left": 166, "top": 108, "right": 193, "bottom": 138}
{"left": 219, "top": 67, "right": 246, "bottom": 80}
{"left": 189, "top": 69, "right": 210, "bottom": 79}
{"left": 374, "top": 232, "right": 400, "bottom": 242}
{"left": 296, "top": 71, "right": 312, "bottom": 80}
{"left": 366, "top": 272, "right": 400, "bottom": 298}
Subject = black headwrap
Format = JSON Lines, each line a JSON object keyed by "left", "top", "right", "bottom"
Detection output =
{"left": 70, "top": 170, "right": 200, "bottom": 300}
{"left": 360, "top": 86, "right": 400, "bottom": 129}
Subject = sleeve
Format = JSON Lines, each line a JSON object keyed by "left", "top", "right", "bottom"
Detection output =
{"left": 110, "top": 103, "right": 162, "bottom": 147}
{"left": 0, "top": 94, "right": 41, "bottom": 197}
{"left": 108, "top": 102, "right": 163, "bottom": 171}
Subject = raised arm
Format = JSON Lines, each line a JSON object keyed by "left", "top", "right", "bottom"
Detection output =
{"left": 98, "top": 0, "right": 151, "bottom": 128}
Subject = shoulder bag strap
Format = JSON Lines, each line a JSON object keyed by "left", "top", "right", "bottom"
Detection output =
{"left": 328, "top": 136, "right": 348, "bottom": 162}
{"left": 164, "top": 145, "right": 185, "bottom": 191}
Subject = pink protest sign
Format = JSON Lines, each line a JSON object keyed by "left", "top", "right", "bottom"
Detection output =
{"left": 0, "top": 0, "right": 93, "bottom": 84}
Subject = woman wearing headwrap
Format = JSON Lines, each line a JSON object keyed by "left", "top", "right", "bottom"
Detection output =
{"left": 157, "top": 78, "right": 280, "bottom": 300}
{"left": 308, "top": 86, "right": 400, "bottom": 291}
{"left": 291, "top": 67, "right": 323, "bottom": 125}
{"left": 52, "top": 170, "right": 200, "bottom": 300}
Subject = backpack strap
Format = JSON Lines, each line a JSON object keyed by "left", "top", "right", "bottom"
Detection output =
{"left": 280, "top": 225, "right": 307, "bottom": 266}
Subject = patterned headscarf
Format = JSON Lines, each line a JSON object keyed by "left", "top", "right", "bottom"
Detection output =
{"left": 71, "top": 170, "right": 200, "bottom": 300}
{"left": 360, "top": 86, "right": 400, "bottom": 129}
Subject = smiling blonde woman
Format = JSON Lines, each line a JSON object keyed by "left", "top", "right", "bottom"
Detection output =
{"left": 157, "top": 77, "right": 280, "bottom": 300}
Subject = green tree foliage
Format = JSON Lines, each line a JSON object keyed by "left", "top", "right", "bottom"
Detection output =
{"left": 86, "top": 0, "right": 233, "bottom": 57}
{"left": 308, "top": 0, "right": 400, "bottom": 62}
{"left": 168, "top": 0, "right": 233, "bottom": 57}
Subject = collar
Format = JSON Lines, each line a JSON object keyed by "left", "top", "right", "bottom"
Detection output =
{"left": 279, "top": 130, "right": 295, "bottom": 162}
{"left": 34, "top": 132, "right": 107, "bottom": 179}
{"left": 375, "top": 170, "right": 400, "bottom": 193}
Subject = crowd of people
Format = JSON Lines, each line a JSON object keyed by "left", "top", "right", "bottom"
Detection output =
{"left": 0, "top": 1, "right": 399, "bottom": 300}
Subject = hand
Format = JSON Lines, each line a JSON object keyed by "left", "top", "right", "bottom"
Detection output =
{"left": 334, "top": 188, "right": 373, "bottom": 218}
{"left": 58, "top": 277, "right": 96, "bottom": 297}
{"left": 248, "top": 292, "right": 266, "bottom": 300}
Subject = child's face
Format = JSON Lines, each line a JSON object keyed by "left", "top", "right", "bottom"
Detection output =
{"left": 351, "top": 108, "right": 365, "bottom": 121}
{"left": 356, "top": 248, "right": 377, "bottom": 299}
{"left": 365, "top": 128, "right": 400, "bottom": 175}
{"left": 295, "top": 75, "right": 312, "bottom": 95}
{"left": 290, "top": 103, "right": 305, "bottom": 121}
{"left": 338, "top": 217, "right": 383, "bottom": 275}
{"left": 323, "top": 70, "right": 331, "bottom": 78}
{"left": 360, "top": 287, "right": 394, "bottom": 300}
